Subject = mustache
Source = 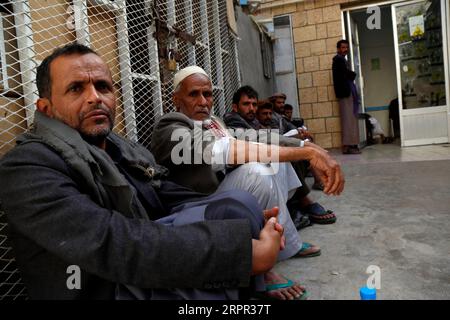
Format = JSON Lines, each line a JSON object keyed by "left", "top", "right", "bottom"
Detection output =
{"left": 80, "top": 104, "right": 113, "bottom": 121}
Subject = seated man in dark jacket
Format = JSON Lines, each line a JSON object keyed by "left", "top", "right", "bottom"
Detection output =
{"left": 0, "top": 43, "right": 285, "bottom": 300}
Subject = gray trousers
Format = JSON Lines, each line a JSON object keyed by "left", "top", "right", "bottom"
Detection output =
{"left": 217, "top": 162, "right": 303, "bottom": 261}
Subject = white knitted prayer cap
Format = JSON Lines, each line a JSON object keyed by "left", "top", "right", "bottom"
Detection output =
{"left": 173, "top": 66, "right": 209, "bottom": 90}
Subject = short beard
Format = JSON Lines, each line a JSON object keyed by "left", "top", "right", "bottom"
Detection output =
{"left": 78, "top": 104, "right": 114, "bottom": 147}
{"left": 48, "top": 101, "right": 115, "bottom": 147}
{"left": 80, "top": 128, "right": 111, "bottom": 147}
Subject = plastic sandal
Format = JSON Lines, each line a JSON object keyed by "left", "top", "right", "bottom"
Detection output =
{"left": 252, "top": 279, "right": 309, "bottom": 300}
{"left": 294, "top": 242, "right": 322, "bottom": 258}
{"left": 302, "top": 202, "right": 337, "bottom": 224}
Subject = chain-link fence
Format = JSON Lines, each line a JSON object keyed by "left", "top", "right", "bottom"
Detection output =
{"left": 0, "top": 0, "right": 241, "bottom": 155}
{"left": 0, "top": 0, "right": 241, "bottom": 300}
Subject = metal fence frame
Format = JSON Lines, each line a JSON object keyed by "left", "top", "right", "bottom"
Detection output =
{"left": 0, "top": 0, "right": 241, "bottom": 153}
{"left": 0, "top": 0, "right": 242, "bottom": 300}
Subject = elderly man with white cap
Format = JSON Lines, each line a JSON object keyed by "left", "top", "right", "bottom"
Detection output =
{"left": 151, "top": 66, "right": 345, "bottom": 300}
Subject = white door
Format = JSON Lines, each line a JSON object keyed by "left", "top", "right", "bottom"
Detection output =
{"left": 392, "top": 0, "right": 450, "bottom": 146}
{"left": 346, "top": 13, "right": 367, "bottom": 146}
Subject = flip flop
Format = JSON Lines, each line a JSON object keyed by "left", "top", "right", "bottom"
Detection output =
{"left": 294, "top": 242, "right": 322, "bottom": 258}
{"left": 266, "top": 278, "right": 295, "bottom": 291}
{"left": 253, "top": 279, "right": 309, "bottom": 300}
{"left": 302, "top": 202, "right": 337, "bottom": 224}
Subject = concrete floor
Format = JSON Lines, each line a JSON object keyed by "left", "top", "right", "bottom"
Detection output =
{"left": 275, "top": 141, "right": 450, "bottom": 300}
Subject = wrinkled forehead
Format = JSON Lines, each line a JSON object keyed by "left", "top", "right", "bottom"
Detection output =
{"left": 50, "top": 53, "right": 111, "bottom": 80}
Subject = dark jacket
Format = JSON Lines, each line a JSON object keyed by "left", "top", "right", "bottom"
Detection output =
{"left": 0, "top": 111, "right": 252, "bottom": 299}
{"left": 332, "top": 54, "right": 356, "bottom": 99}
{"left": 151, "top": 112, "right": 224, "bottom": 194}
{"left": 271, "top": 112, "right": 298, "bottom": 135}
{"left": 223, "top": 111, "right": 301, "bottom": 147}
{"left": 223, "top": 111, "right": 260, "bottom": 130}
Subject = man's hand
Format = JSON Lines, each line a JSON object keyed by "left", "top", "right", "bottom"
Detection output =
{"left": 305, "top": 140, "right": 327, "bottom": 153}
{"left": 262, "top": 207, "right": 285, "bottom": 250}
{"left": 297, "top": 128, "right": 313, "bottom": 141}
{"left": 229, "top": 136, "right": 344, "bottom": 196}
{"left": 305, "top": 146, "right": 344, "bottom": 196}
{"left": 251, "top": 217, "right": 283, "bottom": 275}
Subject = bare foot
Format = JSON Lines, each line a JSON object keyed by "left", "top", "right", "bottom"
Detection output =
{"left": 311, "top": 212, "right": 335, "bottom": 221}
{"left": 294, "top": 242, "right": 321, "bottom": 258}
{"left": 263, "top": 271, "right": 306, "bottom": 300}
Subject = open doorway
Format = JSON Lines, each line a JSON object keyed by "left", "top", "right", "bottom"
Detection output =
{"left": 344, "top": 0, "right": 450, "bottom": 147}
{"left": 345, "top": 5, "right": 400, "bottom": 145}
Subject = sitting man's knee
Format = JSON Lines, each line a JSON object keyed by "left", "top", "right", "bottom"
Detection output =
{"left": 204, "top": 191, "right": 264, "bottom": 237}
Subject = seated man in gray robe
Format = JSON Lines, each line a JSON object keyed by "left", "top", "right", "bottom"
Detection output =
{"left": 151, "top": 66, "right": 344, "bottom": 300}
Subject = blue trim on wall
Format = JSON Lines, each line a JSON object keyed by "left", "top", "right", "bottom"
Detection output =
{"left": 365, "top": 105, "right": 389, "bottom": 112}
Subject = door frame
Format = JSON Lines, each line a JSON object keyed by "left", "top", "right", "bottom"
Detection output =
{"left": 342, "top": 0, "right": 450, "bottom": 147}
{"left": 345, "top": 11, "right": 367, "bottom": 146}
{"left": 446, "top": 0, "right": 450, "bottom": 142}
{"left": 346, "top": 13, "right": 365, "bottom": 112}
{"left": 392, "top": 0, "right": 449, "bottom": 146}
